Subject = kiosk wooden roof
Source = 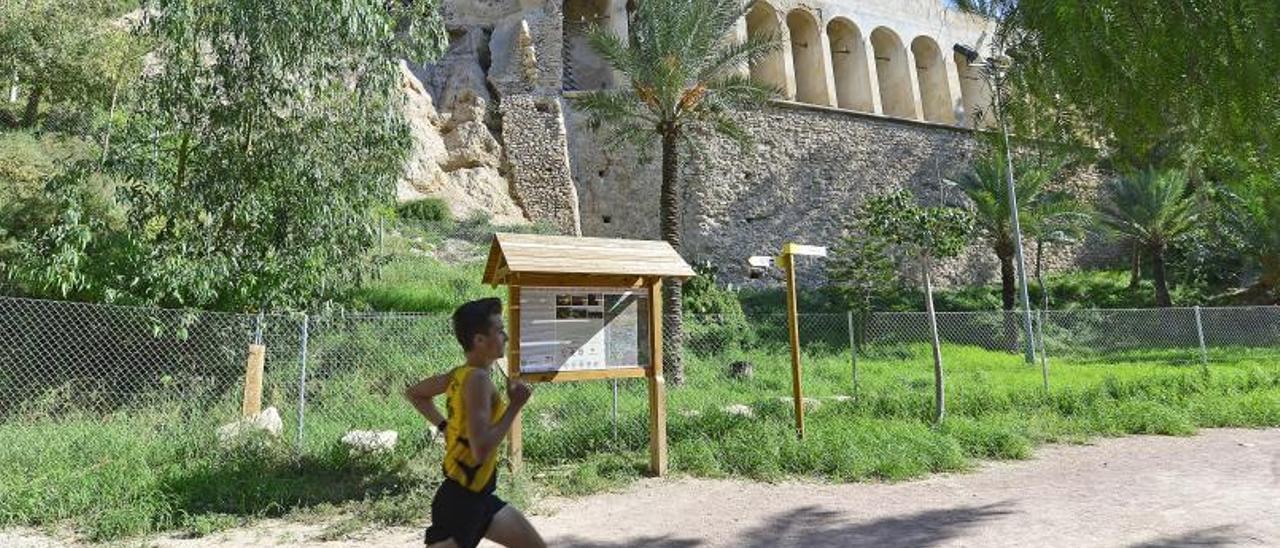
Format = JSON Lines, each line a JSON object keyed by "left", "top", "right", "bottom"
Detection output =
{"left": 483, "top": 233, "right": 695, "bottom": 287}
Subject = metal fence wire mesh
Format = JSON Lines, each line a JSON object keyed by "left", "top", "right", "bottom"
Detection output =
{"left": 1, "top": 296, "right": 1278, "bottom": 462}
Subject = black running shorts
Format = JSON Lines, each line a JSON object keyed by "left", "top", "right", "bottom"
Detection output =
{"left": 423, "top": 478, "right": 507, "bottom": 548}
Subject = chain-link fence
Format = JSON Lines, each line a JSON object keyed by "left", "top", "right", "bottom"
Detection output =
{"left": 2, "top": 296, "right": 1278, "bottom": 465}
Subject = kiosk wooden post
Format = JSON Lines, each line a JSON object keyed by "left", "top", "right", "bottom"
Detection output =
{"left": 506, "top": 285, "right": 523, "bottom": 474}
{"left": 647, "top": 278, "right": 667, "bottom": 476}
{"left": 483, "top": 234, "right": 693, "bottom": 477}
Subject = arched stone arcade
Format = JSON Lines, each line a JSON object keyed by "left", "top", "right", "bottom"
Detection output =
{"left": 911, "top": 36, "right": 954, "bottom": 124}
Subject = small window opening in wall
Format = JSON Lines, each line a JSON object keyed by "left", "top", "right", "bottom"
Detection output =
{"left": 602, "top": 215, "right": 612, "bottom": 224}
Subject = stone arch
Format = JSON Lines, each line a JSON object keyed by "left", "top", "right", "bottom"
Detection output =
{"left": 746, "top": 1, "right": 790, "bottom": 96}
{"left": 954, "top": 51, "right": 993, "bottom": 128}
{"left": 563, "top": 0, "right": 615, "bottom": 91}
{"left": 826, "top": 17, "right": 873, "bottom": 112}
{"left": 785, "top": 9, "right": 829, "bottom": 106}
{"left": 911, "top": 36, "right": 954, "bottom": 123}
{"left": 870, "top": 27, "right": 913, "bottom": 118}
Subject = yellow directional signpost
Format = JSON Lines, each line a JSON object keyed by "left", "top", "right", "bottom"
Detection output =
{"left": 750, "top": 243, "right": 827, "bottom": 439}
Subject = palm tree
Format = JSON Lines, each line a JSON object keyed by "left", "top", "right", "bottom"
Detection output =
{"left": 569, "top": 0, "right": 782, "bottom": 385}
{"left": 1098, "top": 169, "right": 1198, "bottom": 307}
{"left": 949, "top": 153, "right": 1060, "bottom": 312}
{"left": 1022, "top": 186, "right": 1088, "bottom": 309}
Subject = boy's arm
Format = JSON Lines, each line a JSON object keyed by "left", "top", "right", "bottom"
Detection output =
{"left": 464, "top": 372, "right": 532, "bottom": 463}
{"left": 404, "top": 373, "right": 450, "bottom": 430}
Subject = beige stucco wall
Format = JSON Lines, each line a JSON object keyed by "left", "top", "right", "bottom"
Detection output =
{"left": 744, "top": 0, "right": 997, "bottom": 128}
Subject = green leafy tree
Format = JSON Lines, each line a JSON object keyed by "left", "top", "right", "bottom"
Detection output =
{"left": 0, "top": 0, "right": 139, "bottom": 130}
{"left": 860, "top": 189, "right": 973, "bottom": 423}
{"left": 10, "top": 0, "right": 446, "bottom": 310}
{"left": 569, "top": 0, "right": 783, "bottom": 384}
{"left": 1097, "top": 169, "right": 1198, "bottom": 308}
{"left": 1001, "top": 0, "right": 1280, "bottom": 170}
{"left": 996, "top": 1, "right": 1280, "bottom": 300}
{"left": 828, "top": 219, "right": 899, "bottom": 351}
{"left": 1232, "top": 176, "right": 1280, "bottom": 303}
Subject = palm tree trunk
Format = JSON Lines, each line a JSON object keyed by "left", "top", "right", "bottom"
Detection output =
{"left": 1129, "top": 243, "right": 1142, "bottom": 290}
{"left": 659, "top": 126, "right": 685, "bottom": 385}
{"left": 1152, "top": 245, "right": 1172, "bottom": 307}
{"left": 999, "top": 251, "right": 1016, "bottom": 310}
{"left": 999, "top": 249, "right": 1018, "bottom": 352}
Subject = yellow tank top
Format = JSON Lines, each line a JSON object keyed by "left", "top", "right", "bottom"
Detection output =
{"left": 442, "top": 366, "right": 507, "bottom": 493}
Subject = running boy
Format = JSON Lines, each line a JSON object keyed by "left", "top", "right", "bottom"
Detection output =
{"left": 404, "top": 297, "right": 545, "bottom": 548}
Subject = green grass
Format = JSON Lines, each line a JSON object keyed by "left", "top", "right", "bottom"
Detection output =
{"left": 355, "top": 258, "right": 499, "bottom": 313}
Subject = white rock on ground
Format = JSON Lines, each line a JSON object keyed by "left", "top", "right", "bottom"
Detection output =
{"left": 341, "top": 430, "right": 399, "bottom": 455}
{"left": 776, "top": 396, "right": 823, "bottom": 410}
{"left": 216, "top": 407, "right": 283, "bottom": 445}
{"left": 721, "top": 404, "right": 754, "bottom": 418}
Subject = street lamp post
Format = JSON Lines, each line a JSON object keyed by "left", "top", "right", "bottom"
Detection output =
{"left": 955, "top": 44, "right": 1037, "bottom": 365}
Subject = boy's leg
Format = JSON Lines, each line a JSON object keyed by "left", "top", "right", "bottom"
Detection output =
{"left": 484, "top": 506, "right": 546, "bottom": 548}
{"left": 427, "top": 541, "right": 460, "bottom": 548}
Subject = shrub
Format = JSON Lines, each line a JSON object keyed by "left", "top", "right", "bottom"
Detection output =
{"left": 396, "top": 198, "right": 452, "bottom": 225}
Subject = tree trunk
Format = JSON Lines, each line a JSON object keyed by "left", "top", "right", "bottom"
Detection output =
{"left": 998, "top": 246, "right": 1018, "bottom": 352}
{"left": 1152, "top": 244, "right": 1172, "bottom": 307}
{"left": 659, "top": 126, "right": 685, "bottom": 385}
{"left": 1129, "top": 243, "right": 1142, "bottom": 290}
{"left": 923, "top": 253, "right": 945, "bottom": 424}
{"left": 21, "top": 84, "right": 43, "bottom": 128}
{"left": 999, "top": 250, "right": 1016, "bottom": 311}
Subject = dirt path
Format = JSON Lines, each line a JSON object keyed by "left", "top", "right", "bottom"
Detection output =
{"left": 5, "top": 428, "right": 1278, "bottom": 547}
{"left": 527, "top": 428, "right": 1280, "bottom": 548}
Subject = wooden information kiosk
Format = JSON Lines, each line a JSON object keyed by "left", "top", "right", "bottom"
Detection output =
{"left": 482, "top": 233, "right": 695, "bottom": 476}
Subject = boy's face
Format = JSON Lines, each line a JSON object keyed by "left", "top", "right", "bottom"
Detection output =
{"left": 470, "top": 314, "right": 508, "bottom": 361}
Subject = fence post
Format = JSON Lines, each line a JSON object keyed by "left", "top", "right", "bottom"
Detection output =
{"left": 254, "top": 311, "right": 264, "bottom": 345}
{"left": 296, "top": 314, "right": 310, "bottom": 451}
{"left": 1037, "top": 309, "right": 1049, "bottom": 391}
{"left": 847, "top": 310, "right": 859, "bottom": 398}
{"left": 1194, "top": 306, "right": 1208, "bottom": 368}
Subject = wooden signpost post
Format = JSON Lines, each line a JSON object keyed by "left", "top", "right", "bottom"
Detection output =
{"left": 752, "top": 243, "right": 827, "bottom": 440}
{"left": 483, "top": 233, "right": 695, "bottom": 476}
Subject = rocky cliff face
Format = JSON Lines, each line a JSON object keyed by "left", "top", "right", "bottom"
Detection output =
{"left": 398, "top": 2, "right": 581, "bottom": 235}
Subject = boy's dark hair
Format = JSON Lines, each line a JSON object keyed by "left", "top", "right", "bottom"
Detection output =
{"left": 452, "top": 298, "right": 503, "bottom": 352}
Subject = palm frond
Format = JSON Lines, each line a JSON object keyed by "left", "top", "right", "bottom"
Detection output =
{"left": 1097, "top": 168, "right": 1198, "bottom": 247}
{"left": 704, "top": 72, "right": 779, "bottom": 109}
{"left": 585, "top": 23, "right": 639, "bottom": 79}
{"left": 575, "top": 0, "right": 782, "bottom": 162}
{"left": 695, "top": 29, "right": 785, "bottom": 85}
{"left": 567, "top": 89, "right": 658, "bottom": 129}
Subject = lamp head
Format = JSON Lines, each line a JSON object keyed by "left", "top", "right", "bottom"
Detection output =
{"left": 953, "top": 43, "right": 980, "bottom": 64}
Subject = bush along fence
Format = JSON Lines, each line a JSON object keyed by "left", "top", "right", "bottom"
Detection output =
{"left": 1, "top": 296, "right": 1278, "bottom": 458}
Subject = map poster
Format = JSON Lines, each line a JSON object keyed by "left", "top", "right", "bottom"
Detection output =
{"left": 518, "top": 287, "right": 650, "bottom": 374}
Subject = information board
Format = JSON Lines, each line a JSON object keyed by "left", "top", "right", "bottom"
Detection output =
{"left": 518, "top": 287, "right": 650, "bottom": 373}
